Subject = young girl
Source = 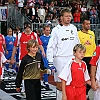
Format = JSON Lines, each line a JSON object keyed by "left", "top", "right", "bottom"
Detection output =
{"left": 58, "top": 44, "right": 91, "bottom": 100}
{"left": 15, "top": 39, "right": 49, "bottom": 100}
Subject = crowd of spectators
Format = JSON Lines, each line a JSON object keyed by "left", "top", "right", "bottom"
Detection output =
{"left": 1, "top": 0, "right": 100, "bottom": 24}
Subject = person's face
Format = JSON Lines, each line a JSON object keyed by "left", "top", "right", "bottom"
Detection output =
{"left": 29, "top": 43, "right": 38, "bottom": 54}
{"left": 61, "top": 12, "right": 72, "bottom": 25}
{"left": 8, "top": 29, "right": 12, "bottom": 35}
{"left": 74, "top": 49, "right": 85, "bottom": 60}
{"left": 82, "top": 20, "right": 90, "bottom": 31}
{"left": 44, "top": 27, "right": 50, "bottom": 36}
{"left": 24, "top": 24, "right": 31, "bottom": 33}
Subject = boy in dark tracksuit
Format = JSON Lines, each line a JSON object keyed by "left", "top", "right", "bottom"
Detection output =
{"left": 15, "top": 39, "right": 49, "bottom": 100}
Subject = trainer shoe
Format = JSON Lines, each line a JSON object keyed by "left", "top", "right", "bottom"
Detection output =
{"left": 20, "top": 92, "right": 26, "bottom": 98}
{"left": 45, "top": 85, "right": 52, "bottom": 91}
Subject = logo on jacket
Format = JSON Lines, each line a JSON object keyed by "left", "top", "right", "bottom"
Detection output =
{"left": 61, "top": 38, "right": 68, "bottom": 41}
{"left": 71, "top": 30, "right": 74, "bottom": 35}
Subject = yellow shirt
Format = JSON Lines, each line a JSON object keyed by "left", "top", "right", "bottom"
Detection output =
{"left": 78, "top": 30, "right": 96, "bottom": 57}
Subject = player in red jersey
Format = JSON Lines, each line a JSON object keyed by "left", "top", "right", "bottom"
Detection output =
{"left": 90, "top": 45, "right": 100, "bottom": 100}
{"left": 0, "top": 34, "right": 6, "bottom": 79}
{"left": 0, "top": 34, "right": 6, "bottom": 53}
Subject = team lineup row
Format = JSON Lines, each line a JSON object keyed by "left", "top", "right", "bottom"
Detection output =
{"left": 0, "top": 8, "right": 99, "bottom": 100}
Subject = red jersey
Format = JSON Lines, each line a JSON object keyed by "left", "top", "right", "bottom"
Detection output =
{"left": 90, "top": 46, "right": 100, "bottom": 66}
{"left": 0, "top": 34, "right": 5, "bottom": 53}
{"left": 14, "top": 32, "right": 42, "bottom": 60}
{"left": 70, "top": 61, "right": 86, "bottom": 87}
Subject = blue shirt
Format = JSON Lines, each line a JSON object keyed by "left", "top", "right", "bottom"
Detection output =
{"left": 40, "top": 35, "right": 50, "bottom": 53}
{"left": 5, "top": 35, "right": 16, "bottom": 51}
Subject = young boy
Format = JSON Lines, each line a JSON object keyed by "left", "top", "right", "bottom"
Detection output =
{"left": 15, "top": 39, "right": 49, "bottom": 100}
{"left": 58, "top": 44, "right": 91, "bottom": 100}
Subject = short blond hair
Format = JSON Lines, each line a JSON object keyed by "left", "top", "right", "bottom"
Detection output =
{"left": 73, "top": 44, "right": 86, "bottom": 53}
{"left": 26, "top": 39, "right": 39, "bottom": 52}
{"left": 60, "top": 8, "right": 71, "bottom": 16}
{"left": 7, "top": 28, "right": 12, "bottom": 33}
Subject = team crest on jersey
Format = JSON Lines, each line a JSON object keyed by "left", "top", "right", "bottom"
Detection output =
{"left": 93, "top": 52, "right": 96, "bottom": 56}
{"left": 38, "top": 63, "right": 40, "bottom": 68}
{"left": 90, "top": 36, "right": 92, "bottom": 38}
{"left": 71, "top": 30, "right": 74, "bottom": 35}
{"left": 31, "top": 35, "right": 33, "bottom": 39}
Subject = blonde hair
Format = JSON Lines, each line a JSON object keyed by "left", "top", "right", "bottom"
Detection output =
{"left": 73, "top": 44, "right": 86, "bottom": 53}
{"left": 26, "top": 39, "right": 39, "bottom": 52}
{"left": 7, "top": 28, "right": 12, "bottom": 33}
{"left": 60, "top": 8, "right": 71, "bottom": 16}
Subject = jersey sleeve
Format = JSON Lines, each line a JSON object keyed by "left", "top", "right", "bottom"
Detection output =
{"left": 46, "top": 28, "right": 58, "bottom": 62}
{"left": 84, "top": 62, "right": 90, "bottom": 81}
{"left": 15, "top": 58, "right": 25, "bottom": 88}
{"left": 2, "top": 35, "right": 5, "bottom": 44}
{"left": 90, "top": 46, "right": 100, "bottom": 66}
{"left": 37, "top": 35, "right": 42, "bottom": 45}
{"left": 1, "top": 52, "right": 7, "bottom": 63}
{"left": 14, "top": 33, "right": 21, "bottom": 46}
{"left": 58, "top": 61, "right": 72, "bottom": 82}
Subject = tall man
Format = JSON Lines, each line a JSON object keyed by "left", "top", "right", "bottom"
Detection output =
{"left": 78, "top": 18, "right": 96, "bottom": 99}
{"left": 47, "top": 8, "right": 80, "bottom": 100}
{"left": 11, "top": 22, "right": 45, "bottom": 96}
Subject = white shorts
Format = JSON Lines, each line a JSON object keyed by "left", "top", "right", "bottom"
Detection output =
{"left": 94, "top": 81, "right": 100, "bottom": 100}
{"left": 53, "top": 56, "right": 74, "bottom": 82}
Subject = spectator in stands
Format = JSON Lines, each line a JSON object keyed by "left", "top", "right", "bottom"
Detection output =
{"left": 28, "top": 3, "right": 36, "bottom": 19}
{"left": 18, "top": 0, "right": 24, "bottom": 11}
{"left": 52, "top": 15, "right": 59, "bottom": 27}
{"left": 31, "top": 15, "right": 38, "bottom": 23}
{"left": 73, "top": 9, "right": 81, "bottom": 24}
{"left": 37, "top": 5, "right": 46, "bottom": 23}
{"left": 21, "top": 5, "right": 29, "bottom": 16}
{"left": 90, "top": 6, "right": 98, "bottom": 24}
{"left": 49, "top": 2, "right": 55, "bottom": 14}
{"left": 81, "top": 5, "right": 87, "bottom": 14}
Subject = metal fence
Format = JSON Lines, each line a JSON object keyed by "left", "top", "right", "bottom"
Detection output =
{"left": 7, "top": 4, "right": 31, "bottom": 30}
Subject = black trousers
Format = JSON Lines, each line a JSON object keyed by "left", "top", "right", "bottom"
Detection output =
{"left": 24, "top": 79, "right": 41, "bottom": 100}
{"left": 83, "top": 57, "right": 92, "bottom": 95}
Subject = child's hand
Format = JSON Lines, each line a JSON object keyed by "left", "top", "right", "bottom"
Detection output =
{"left": 62, "top": 94, "right": 67, "bottom": 100}
{"left": 16, "top": 88, "right": 20, "bottom": 92}
{"left": 91, "top": 81, "right": 98, "bottom": 91}
{"left": 6, "top": 60, "right": 10, "bottom": 63}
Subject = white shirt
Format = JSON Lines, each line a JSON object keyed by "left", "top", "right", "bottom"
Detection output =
{"left": 40, "top": 9, "right": 44, "bottom": 16}
{"left": 47, "top": 24, "right": 80, "bottom": 62}
{"left": 32, "top": 8, "right": 35, "bottom": 15}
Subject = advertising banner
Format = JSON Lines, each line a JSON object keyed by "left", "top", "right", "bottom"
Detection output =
{"left": 0, "top": 6, "right": 7, "bottom": 21}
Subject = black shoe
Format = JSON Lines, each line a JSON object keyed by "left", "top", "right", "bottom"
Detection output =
{"left": 45, "top": 85, "right": 52, "bottom": 91}
{"left": 87, "top": 96, "right": 90, "bottom": 100}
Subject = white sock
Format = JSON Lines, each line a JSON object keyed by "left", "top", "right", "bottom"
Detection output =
{"left": 56, "top": 89, "right": 62, "bottom": 100}
{"left": 21, "top": 80, "right": 25, "bottom": 92}
{"left": 1, "top": 68, "right": 4, "bottom": 79}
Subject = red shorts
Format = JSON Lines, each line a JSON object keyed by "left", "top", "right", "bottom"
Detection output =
{"left": 0, "top": 67, "right": 2, "bottom": 75}
{"left": 66, "top": 85, "right": 86, "bottom": 100}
